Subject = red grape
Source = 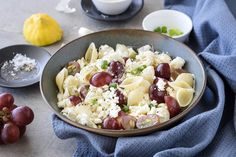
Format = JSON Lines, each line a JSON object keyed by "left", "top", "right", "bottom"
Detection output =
{"left": 155, "top": 63, "right": 171, "bottom": 80}
{"left": 90, "top": 72, "right": 113, "bottom": 87}
{"left": 67, "top": 61, "right": 80, "bottom": 75}
{"left": 164, "top": 96, "right": 180, "bottom": 118}
{"left": 18, "top": 125, "right": 26, "bottom": 137}
{"left": 12, "top": 106, "right": 34, "bottom": 126}
{"left": 102, "top": 117, "right": 122, "bottom": 130}
{"left": 108, "top": 61, "right": 124, "bottom": 78}
{"left": 79, "top": 85, "right": 89, "bottom": 99}
{"left": 69, "top": 96, "right": 82, "bottom": 106}
{"left": 116, "top": 115, "right": 136, "bottom": 130}
{"left": 1, "top": 123, "right": 20, "bottom": 144}
{"left": 0, "top": 93, "right": 14, "bottom": 110}
{"left": 136, "top": 114, "right": 160, "bottom": 129}
{"left": 149, "top": 84, "right": 166, "bottom": 103}
{"left": 115, "top": 90, "right": 127, "bottom": 106}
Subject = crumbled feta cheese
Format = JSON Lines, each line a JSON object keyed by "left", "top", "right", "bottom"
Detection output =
{"left": 156, "top": 79, "right": 166, "bottom": 91}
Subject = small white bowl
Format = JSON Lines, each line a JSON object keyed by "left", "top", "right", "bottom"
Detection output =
{"left": 142, "top": 10, "right": 193, "bottom": 42}
{"left": 92, "top": 0, "right": 132, "bottom": 15}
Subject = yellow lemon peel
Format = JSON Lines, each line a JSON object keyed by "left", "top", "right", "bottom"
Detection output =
{"left": 23, "top": 13, "right": 63, "bottom": 46}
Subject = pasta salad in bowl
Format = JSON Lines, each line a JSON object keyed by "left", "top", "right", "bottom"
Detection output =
{"left": 55, "top": 43, "right": 195, "bottom": 130}
{"left": 40, "top": 29, "right": 206, "bottom": 136}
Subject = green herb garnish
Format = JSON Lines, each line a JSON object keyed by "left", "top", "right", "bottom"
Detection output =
{"left": 101, "top": 60, "right": 109, "bottom": 69}
{"left": 148, "top": 103, "right": 155, "bottom": 109}
{"left": 109, "top": 83, "right": 117, "bottom": 89}
{"left": 122, "top": 105, "right": 129, "bottom": 113}
{"left": 168, "top": 28, "right": 183, "bottom": 37}
{"left": 91, "top": 98, "right": 98, "bottom": 105}
{"left": 154, "top": 26, "right": 183, "bottom": 37}
{"left": 154, "top": 26, "right": 162, "bottom": 33}
{"left": 161, "top": 26, "right": 167, "bottom": 33}
{"left": 131, "top": 65, "right": 147, "bottom": 75}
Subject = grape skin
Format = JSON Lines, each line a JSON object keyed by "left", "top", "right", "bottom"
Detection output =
{"left": 12, "top": 106, "right": 34, "bottom": 126}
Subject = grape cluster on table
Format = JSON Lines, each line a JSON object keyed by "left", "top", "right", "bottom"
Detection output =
{"left": 0, "top": 93, "right": 34, "bottom": 144}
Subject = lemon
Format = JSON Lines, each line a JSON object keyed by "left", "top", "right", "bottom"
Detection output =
{"left": 23, "top": 13, "right": 63, "bottom": 46}
{"left": 176, "top": 88, "right": 194, "bottom": 107}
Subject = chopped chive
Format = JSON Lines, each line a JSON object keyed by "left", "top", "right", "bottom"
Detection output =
{"left": 130, "top": 65, "right": 147, "bottom": 75}
{"left": 109, "top": 83, "right": 117, "bottom": 89}
{"left": 101, "top": 60, "right": 109, "bottom": 69}
{"left": 161, "top": 26, "right": 167, "bottom": 33}
{"left": 91, "top": 98, "right": 98, "bottom": 105}
{"left": 122, "top": 105, "right": 129, "bottom": 112}
{"left": 148, "top": 103, "right": 154, "bottom": 109}
{"left": 154, "top": 26, "right": 162, "bottom": 33}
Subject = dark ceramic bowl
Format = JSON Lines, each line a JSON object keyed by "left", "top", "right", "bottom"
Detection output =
{"left": 40, "top": 29, "right": 206, "bottom": 137}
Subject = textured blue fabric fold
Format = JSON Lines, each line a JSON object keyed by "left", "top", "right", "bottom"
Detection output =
{"left": 52, "top": 0, "right": 236, "bottom": 156}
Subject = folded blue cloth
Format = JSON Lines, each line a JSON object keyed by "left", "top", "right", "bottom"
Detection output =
{"left": 52, "top": 0, "right": 236, "bottom": 156}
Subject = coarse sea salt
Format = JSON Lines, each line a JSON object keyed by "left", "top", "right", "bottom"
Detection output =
{"left": 9, "top": 53, "right": 36, "bottom": 72}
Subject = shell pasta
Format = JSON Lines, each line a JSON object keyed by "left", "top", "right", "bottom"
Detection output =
{"left": 55, "top": 43, "right": 195, "bottom": 130}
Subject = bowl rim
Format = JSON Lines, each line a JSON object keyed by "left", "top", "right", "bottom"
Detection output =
{"left": 40, "top": 29, "right": 206, "bottom": 137}
{"left": 142, "top": 9, "right": 193, "bottom": 39}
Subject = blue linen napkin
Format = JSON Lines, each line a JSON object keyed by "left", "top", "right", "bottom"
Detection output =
{"left": 52, "top": 0, "right": 236, "bottom": 156}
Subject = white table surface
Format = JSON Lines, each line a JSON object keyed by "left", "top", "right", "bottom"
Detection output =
{"left": 0, "top": 0, "right": 164, "bottom": 156}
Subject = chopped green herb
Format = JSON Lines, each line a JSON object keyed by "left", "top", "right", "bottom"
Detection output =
{"left": 154, "top": 26, "right": 162, "bottom": 33}
{"left": 101, "top": 60, "right": 109, "bottom": 69}
{"left": 168, "top": 28, "right": 183, "bottom": 37}
{"left": 153, "top": 26, "right": 183, "bottom": 37}
{"left": 91, "top": 98, "right": 98, "bottom": 105}
{"left": 109, "top": 83, "right": 117, "bottom": 89}
{"left": 148, "top": 103, "right": 155, "bottom": 109}
{"left": 161, "top": 26, "right": 167, "bottom": 33}
{"left": 122, "top": 105, "right": 129, "bottom": 113}
{"left": 131, "top": 65, "right": 147, "bottom": 75}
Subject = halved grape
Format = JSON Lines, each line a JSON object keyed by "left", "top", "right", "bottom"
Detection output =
{"left": 69, "top": 96, "right": 82, "bottom": 106}
{"left": 79, "top": 85, "right": 90, "bottom": 99}
{"left": 1, "top": 123, "right": 20, "bottom": 144}
{"left": 90, "top": 72, "right": 113, "bottom": 87}
{"left": 116, "top": 115, "right": 136, "bottom": 130}
{"left": 115, "top": 90, "right": 127, "bottom": 106}
{"left": 155, "top": 63, "right": 171, "bottom": 79}
{"left": 136, "top": 114, "right": 160, "bottom": 129}
{"left": 0, "top": 93, "right": 14, "bottom": 110}
{"left": 11, "top": 106, "right": 34, "bottom": 126}
{"left": 149, "top": 84, "right": 166, "bottom": 103}
{"left": 164, "top": 96, "right": 180, "bottom": 118}
{"left": 108, "top": 61, "right": 124, "bottom": 78}
{"left": 102, "top": 117, "right": 122, "bottom": 130}
{"left": 67, "top": 61, "right": 80, "bottom": 75}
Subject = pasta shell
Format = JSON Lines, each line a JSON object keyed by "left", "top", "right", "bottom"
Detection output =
{"left": 116, "top": 44, "right": 129, "bottom": 58}
{"left": 128, "top": 87, "right": 145, "bottom": 106}
{"left": 63, "top": 75, "right": 80, "bottom": 95}
{"left": 141, "top": 66, "right": 155, "bottom": 83}
{"left": 176, "top": 88, "right": 194, "bottom": 107}
{"left": 175, "top": 73, "right": 195, "bottom": 88}
{"left": 85, "top": 42, "right": 98, "bottom": 63}
{"left": 169, "top": 81, "right": 192, "bottom": 90}
{"left": 120, "top": 76, "right": 143, "bottom": 91}
{"left": 56, "top": 68, "right": 68, "bottom": 93}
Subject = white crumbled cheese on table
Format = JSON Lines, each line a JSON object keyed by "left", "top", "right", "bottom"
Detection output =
{"left": 10, "top": 53, "right": 36, "bottom": 72}
{"left": 55, "top": 0, "right": 76, "bottom": 13}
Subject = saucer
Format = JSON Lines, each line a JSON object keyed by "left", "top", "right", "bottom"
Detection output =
{"left": 0, "top": 45, "right": 51, "bottom": 88}
{"left": 81, "top": 0, "right": 144, "bottom": 21}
